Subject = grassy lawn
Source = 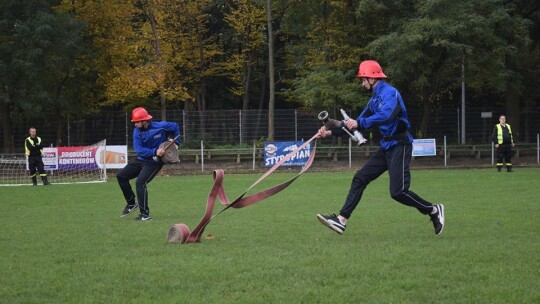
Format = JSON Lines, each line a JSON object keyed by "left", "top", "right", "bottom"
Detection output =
{"left": 1, "top": 168, "right": 539, "bottom": 303}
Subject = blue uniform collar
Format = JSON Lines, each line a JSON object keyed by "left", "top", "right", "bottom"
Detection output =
{"left": 372, "top": 80, "right": 388, "bottom": 95}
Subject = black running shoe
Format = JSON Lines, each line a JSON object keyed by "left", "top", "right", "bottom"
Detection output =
{"left": 316, "top": 213, "right": 346, "bottom": 235}
{"left": 120, "top": 203, "right": 139, "bottom": 218}
{"left": 134, "top": 214, "right": 152, "bottom": 221}
{"left": 430, "top": 204, "right": 445, "bottom": 235}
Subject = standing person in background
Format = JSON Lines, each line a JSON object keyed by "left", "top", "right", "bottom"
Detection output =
{"left": 491, "top": 115, "right": 515, "bottom": 172}
{"left": 25, "top": 127, "right": 51, "bottom": 186}
{"left": 316, "top": 60, "right": 445, "bottom": 236}
{"left": 117, "top": 107, "right": 181, "bottom": 221}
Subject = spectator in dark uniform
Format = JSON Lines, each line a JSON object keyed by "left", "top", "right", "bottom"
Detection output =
{"left": 491, "top": 115, "right": 515, "bottom": 172}
{"left": 24, "top": 127, "right": 51, "bottom": 186}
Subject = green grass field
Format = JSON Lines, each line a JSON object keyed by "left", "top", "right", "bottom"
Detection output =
{"left": 1, "top": 168, "right": 539, "bottom": 303}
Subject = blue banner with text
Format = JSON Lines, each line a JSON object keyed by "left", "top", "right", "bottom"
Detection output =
{"left": 263, "top": 141, "right": 312, "bottom": 167}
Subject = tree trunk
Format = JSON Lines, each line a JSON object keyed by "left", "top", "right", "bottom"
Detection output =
{"left": 197, "top": 90, "right": 206, "bottom": 137}
{"left": 332, "top": 104, "right": 342, "bottom": 146}
{"left": 197, "top": 31, "right": 207, "bottom": 137}
{"left": 53, "top": 73, "right": 68, "bottom": 147}
{"left": 241, "top": 52, "right": 254, "bottom": 143}
{"left": 201, "top": 78, "right": 207, "bottom": 128}
{"left": 503, "top": 56, "right": 521, "bottom": 142}
{"left": 55, "top": 116, "right": 64, "bottom": 147}
{"left": 266, "top": 0, "right": 275, "bottom": 141}
{"left": 505, "top": 93, "right": 520, "bottom": 142}
{"left": 0, "top": 98, "right": 15, "bottom": 153}
{"left": 242, "top": 53, "right": 253, "bottom": 111}
{"left": 418, "top": 102, "right": 431, "bottom": 139}
{"left": 523, "top": 97, "right": 531, "bottom": 143}
{"left": 255, "top": 65, "right": 268, "bottom": 140}
{"left": 146, "top": 5, "right": 167, "bottom": 120}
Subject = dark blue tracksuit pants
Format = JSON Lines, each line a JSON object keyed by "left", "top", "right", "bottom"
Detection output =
{"left": 117, "top": 159, "right": 163, "bottom": 216}
{"left": 340, "top": 143, "right": 434, "bottom": 218}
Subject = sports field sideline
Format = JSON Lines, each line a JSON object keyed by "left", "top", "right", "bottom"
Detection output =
{"left": 1, "top": 168, "right": 539, "bottom": 303}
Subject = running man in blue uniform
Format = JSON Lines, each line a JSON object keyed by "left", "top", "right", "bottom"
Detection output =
{"left": 316, "top": 60, "right": 445, "bottom": 236}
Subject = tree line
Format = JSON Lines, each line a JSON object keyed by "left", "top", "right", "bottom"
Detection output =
{"left": 1, "top": 0, "right": 538, "bottom": 152}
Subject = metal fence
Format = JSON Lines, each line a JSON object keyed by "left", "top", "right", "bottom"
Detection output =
{"left": 2, "top": 107, "right": 540, "bottom": 151}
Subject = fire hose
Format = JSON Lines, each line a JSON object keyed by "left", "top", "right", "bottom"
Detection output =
{"left": 167, "top": 134, "right": 318, "bottom": 244}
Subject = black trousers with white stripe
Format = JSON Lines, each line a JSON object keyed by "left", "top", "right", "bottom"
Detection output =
{"left": 117, "top": 159, "right": 163, "bottom": 216}
{"left": 339, "top": 142, "right": 434, "bottom": 219}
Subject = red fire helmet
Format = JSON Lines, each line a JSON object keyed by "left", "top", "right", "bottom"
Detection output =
{"left": 357, "top": 60, "right": 387, "bottom": 79}
{"left": 131, "top": 107, "right": 153, "bottom": 122}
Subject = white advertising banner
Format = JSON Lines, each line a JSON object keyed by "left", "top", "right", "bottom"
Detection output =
{"left": 95, "top": 145, "right": 128, "bottom": 169}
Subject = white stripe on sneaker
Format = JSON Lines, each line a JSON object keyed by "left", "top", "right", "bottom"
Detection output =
{"left": 436, "top": 204, "right": 445, "bottom": 235}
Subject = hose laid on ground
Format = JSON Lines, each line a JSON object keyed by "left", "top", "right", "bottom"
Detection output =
{"left": 167, "top": 134, "right": 318, "bottom": 244}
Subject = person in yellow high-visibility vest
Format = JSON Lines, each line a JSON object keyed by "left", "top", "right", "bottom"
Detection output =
{"left": 491, "top": 115, "right": 515, "bottom": 172}
{"left": 25, "top": 127, "right": 51, "bottom": 185}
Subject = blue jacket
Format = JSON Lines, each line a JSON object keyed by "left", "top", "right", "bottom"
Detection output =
{"left": 356, "top": 81, "right": 413, "bottom": 151}
{"left": 133, "top": 121, "right": 181, "bottom": 162}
